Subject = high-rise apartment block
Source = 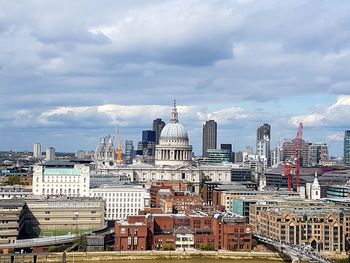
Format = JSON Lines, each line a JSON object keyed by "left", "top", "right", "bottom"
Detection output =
{"left": 45, "top": 146, "right": 55, "bottom": 161}
{"left": 202, "top": 120, "right": 217, "bottom": 156}
{"left": 153, "top": 118, "right": 165, "bottom": 145}
{"left": 33, "top": 143, "right": 42, "bottom": 158}
{"left": 256, "top": 124, "right": 271, "bottom": 166}
{"left": 345, "top": 130, "right": 350, "bottom": 166}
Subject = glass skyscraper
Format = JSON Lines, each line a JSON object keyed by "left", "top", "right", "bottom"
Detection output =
{"left": 344, "top": 130, "right": 350, "bottom": 165}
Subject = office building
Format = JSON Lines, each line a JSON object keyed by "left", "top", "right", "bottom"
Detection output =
{"left": 256, "top": 124, "right": 271, "bottom": 166}
{"left": 199, "top": 149, "right": 233, "bottom": 164}
{"left": 33, "top": 143, "right": 42, "bottom": 159}
{"left": 243, "top": 146, "right": 254, "bottom": 155}
{"left": 345, "top": 130, "right": 350, "bottom": 166}
{"left": 90, "top": 185, "right": 150, "bottom": 220}
{"left": 124, "top": 140, "right": 134, "bottom": 164}
{"left": 142, "top": 130, "right": 156, "bottom": 143}
{"left": 153, "top": 118, "right": 165, "bottom": 145}
{"left": 234, "top": 151, "right": 243, "bottom": 163}
{"left": 45, "top": 146, "right": 55, "bottom": 161}
{"left": 282, "top": 139, "right": 309, "bottom": 167}
{"left": 33, "top": 161, "right": 90, "bottom": 197}
{"left": 221, "top": 144, "right": 234, "bottom": 162}
{"left": 202, "top": 120, "right": 217, "bottom": 157}
{"left": 307, "top": 142, "right": 329, "bottom": 166}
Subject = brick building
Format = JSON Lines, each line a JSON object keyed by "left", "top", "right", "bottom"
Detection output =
{"left": 115, "top": 212, "right": 252, "bottom": 251}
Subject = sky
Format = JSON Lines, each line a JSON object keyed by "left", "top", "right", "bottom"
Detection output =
{"left": 1, "top": 0, "right": 350, "bottom": 156}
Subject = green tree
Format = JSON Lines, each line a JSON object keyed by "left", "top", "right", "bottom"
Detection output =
{"left": 7, "top": 176, "right": 21, "bottom": 185}
{"left": 199, "top": 244, "right": 215, "bottom": 251}
{"left": 163, "top": 244, "right": 175, "bottom": 251}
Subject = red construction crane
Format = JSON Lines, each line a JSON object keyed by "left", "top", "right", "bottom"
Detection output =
{"left": 284, "top": 122, "right": 304, "bottom": 191}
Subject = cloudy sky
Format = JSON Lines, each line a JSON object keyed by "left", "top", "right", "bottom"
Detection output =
{"left": 1, "top": 0, "right": 350, "bottom": 156}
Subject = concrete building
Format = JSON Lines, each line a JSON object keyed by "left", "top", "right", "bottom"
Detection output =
{"left": 307, "top": 142, "right": 329, "bottom": 166}
{"left": 23, "top": 196, "right": 106, "bottom": 237}
{"left": 0, "top": 185, "right": 32, "bottom": 199}
{"left": 124, "top": 140, "right": 134, "bottom": 164}
{"left": 153, "top": 118, "right": 165, "bottom": 145}
{"left": 202, "top": 120, "right": 217, "bottom": 157}
{"left": 90, "top": 185, "right": 150, "bottom": 220}
{"left": 250, "top": 201, "right": 350, "bottom": 255}
{"left": 345, "top": 130, "right": 350, "bottom": 166}
{"left": 33, "top": 143, "right": 42, "bottom": 159}
{"left": 0, "top": 200, "right": 25, "bottom": 244}
{"left": 282, "top": 139, "right": 309, "bottom": 167}
{"left": 32, "top": 161, "right": 90, "bottom": 197}
{"left": 45, "top": 147, "right": 55, "bottom": 161}
{"left": 256, "top": 124, "right": 271, "bottom": 166}
{"left": 234, "top": 151, "right": 243, "bottom": 163}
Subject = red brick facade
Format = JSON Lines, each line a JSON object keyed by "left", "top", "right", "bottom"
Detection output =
{"left": 115, "top": 212, "right": 252, "bottom": 251}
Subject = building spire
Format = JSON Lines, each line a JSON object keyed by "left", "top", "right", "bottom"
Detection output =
{"left": 171, "top": 100, "right": 179, "bottom": 123}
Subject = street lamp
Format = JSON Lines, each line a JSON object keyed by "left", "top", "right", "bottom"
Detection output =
{"left": 73, "top": 211, "right": 79, "bottom": 234}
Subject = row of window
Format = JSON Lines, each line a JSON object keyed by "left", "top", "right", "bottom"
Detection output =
{"left": 91, "top": 192, "right": 144, "bottom": 197}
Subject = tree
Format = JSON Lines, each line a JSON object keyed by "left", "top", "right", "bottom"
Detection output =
{"left": 7, "top": 176, "right": 21, "bottom": 185}
{"left": 163, "top": 244, "right": 175, "bottom": 251}
{"left": 199, "top": 244, "right": 215, "bottom": 251}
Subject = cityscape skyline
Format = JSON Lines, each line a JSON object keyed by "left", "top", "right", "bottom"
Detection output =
{"left": 1, "top": 0, "right": 350, "bottom": 156}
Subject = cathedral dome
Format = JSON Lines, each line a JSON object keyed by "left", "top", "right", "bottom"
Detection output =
{"left": 155, "top": 101, "right": 193, "bottom": 167}
{"left": 159, "top": 101, "right": 189, "bottom": 144}
{"left": 160, "top": 122, "right": 188, "bottom": 140}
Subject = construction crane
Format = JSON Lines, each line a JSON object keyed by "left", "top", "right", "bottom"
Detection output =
{"left": 115, "top": 130, "right": 124, "bottom": 165}
{"left": 284, "top": 123, "right": 304, "bottom": 191}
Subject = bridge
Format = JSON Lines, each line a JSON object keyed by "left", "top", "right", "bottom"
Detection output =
{"left": 0, "top": 234, "right": 80, "bottom": 249}
{"left": 254, "top": 234, "right": 332, "bottom": 263}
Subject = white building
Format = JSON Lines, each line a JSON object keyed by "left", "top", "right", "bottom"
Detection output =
{"left": 94, "top": 103, "right": 232, "bottom": 193}
{"left": 0, "top": 185, "right": 33, "bottom": 199}
{"left": 33, "top": 161, "right": 90, "bottom": 197}
{"left": 33, "top": 143, "right": 42, "bottom": 159}
{"left": 305, "top": 172, "right": 321, "bottom": 200}
{"left": 90, "top": 185, "right": 150, "bottom": 220}
{"left": 46, "top": 147, "right": 55, "bottom": 161}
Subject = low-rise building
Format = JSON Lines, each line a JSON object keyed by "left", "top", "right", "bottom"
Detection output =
{"left": 0, "top": 200, "right": 25, "bottom": 244}
{"left": 33, "top": 161, "right": 90, "bottom": 197}
{"left": 90, "top": 185, "right": 150, "bottom": 220}
{"left": 115, "top": 211, "right": 252, "bottom": 251}
{"left": 0, "top": 185, "right": 32, "bottom": 199}
{"left": 250, "top": 201, "right": 350, "bottom": 255}
{"left": 23, "top": 196, "right": 106, "bottom": 237}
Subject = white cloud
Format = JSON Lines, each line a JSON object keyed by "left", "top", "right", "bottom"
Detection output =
{"left": 2, "top": 104, "right": 250, "bottom": 129}
{"left": 289, "top": 96, "right": 350, "bottom": 127}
